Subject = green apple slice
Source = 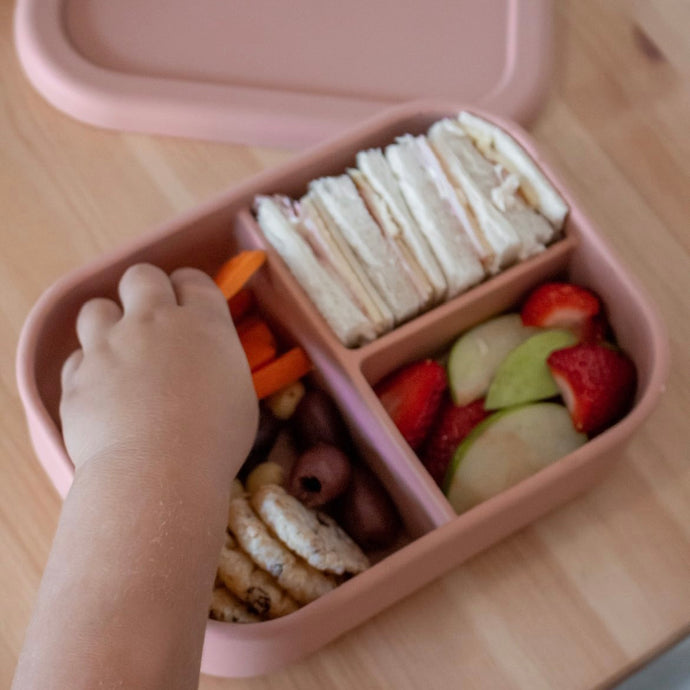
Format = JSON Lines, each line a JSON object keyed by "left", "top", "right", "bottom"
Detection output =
{"left": 447, "top": 313, "right": 539, "bottom": 405}
{"left": 484, "top": 329, "right": 577, "bottom": 410}
{"left": 444, "top": 402, "right": 586, "bottom": 513}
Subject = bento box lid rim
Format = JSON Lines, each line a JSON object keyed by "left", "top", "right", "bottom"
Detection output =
{"left": 14, "top": 0, "right": 555, "bottom": 148}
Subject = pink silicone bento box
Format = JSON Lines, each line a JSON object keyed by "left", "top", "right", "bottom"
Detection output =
{"left": 16, "top": 103, "right": 669, "bottom": 677}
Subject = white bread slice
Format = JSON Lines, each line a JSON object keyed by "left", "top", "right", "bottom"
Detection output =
{"left": 254, "top": 195, "right": 377, "bottom": 347}
{"left": 297, "top": 195, "right": 393, "bottom": 334}
{"left": 308, "top": 175, "right": 424, "bottom": 324}
{"left": 385, "top": 135, "right": 486, "bottom": 297}
{"left": 353, "top": 150, "right": 447, "bottom": 304}
{"left": 349, "top": 169, "right": 435, "bottom": 310}
{"left": 458, "top": 111, "right": 568, "bottom": 230}
{"left": 429, "top": 118, "right": 554, "bottom": 265}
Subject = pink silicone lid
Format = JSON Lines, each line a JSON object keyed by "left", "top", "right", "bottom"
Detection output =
{"left": 14, "top": 0, "right": 554, "bottom": 147}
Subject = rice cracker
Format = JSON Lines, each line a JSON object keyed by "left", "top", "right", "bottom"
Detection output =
{"left": 251, "top": 484, "right": 369, "bottom": 576}
{"left": 209, "top": 586, "right": 261, "bottom": 623}
{"left": 217, "top": 533, "right": 298, "bottom": 619}
{"left": 228, "top": 495, "right": 338, "bottom": 605}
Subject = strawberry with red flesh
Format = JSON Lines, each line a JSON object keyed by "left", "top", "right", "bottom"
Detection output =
{"left": 578, "top": 312, "right": 610, "bottom": 343}
{"left": 422, "top": 397, "right": 489, "bottom": 487}
{"left": 521, "top": 282, "right": 605, "bottom": 341}
{"left": 547, "top": 343, "right": 637, "bottom": 435}
{"left": 375, "top": 359, "right": 447, "bottom": 451}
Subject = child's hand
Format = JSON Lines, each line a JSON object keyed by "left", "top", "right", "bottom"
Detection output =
{"left": 59, "top": 263, "right": 258, "bottom": 477}
{"left": 13, "top": 264, "right": 259, "bottom": 690}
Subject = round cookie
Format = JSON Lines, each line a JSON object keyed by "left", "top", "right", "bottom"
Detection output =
{"left": 250, "top": 484, "right": 369, "bottom": 576}
{"left": 209, "top": 586, "right": 261, "bottom": 623}
{"left": 228, "top": 495, "right": 337, "bottom": 605}
{"left": 217, "top": 533, "right": 298, "bottom": 619}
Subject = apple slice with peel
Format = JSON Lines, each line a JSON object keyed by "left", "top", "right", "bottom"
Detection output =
{"left": 447, "top": 313, "right": 539, "bottom": 405}
{"left": 444, "top": 402, "right": 586, "bottom": 513}
{"left": 485, "top": 329, "right": 577, "bottom": 409}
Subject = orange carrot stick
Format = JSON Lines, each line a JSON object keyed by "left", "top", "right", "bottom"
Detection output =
{"left": 237, "top": 317, "right": 277, "bottom": 371}
{"left": 236, "top": 315, "right": 272, "bottom": 339}
{"left": 214, "top": 250, "right": 267, "bottom": 300}
{"left": 243, "top": 342, "right": 277, "bottom": 372}
{"left": 251, "top": 347, "right": 312, "bottom": 399}
{"left": 228, "top": 288, "right": 255, "bottom": 321}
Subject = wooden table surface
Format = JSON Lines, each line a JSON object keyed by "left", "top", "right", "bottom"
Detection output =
{"left": 2, "top": 1, "right": 689, "bottom": 688}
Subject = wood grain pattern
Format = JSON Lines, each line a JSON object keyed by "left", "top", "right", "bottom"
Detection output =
{"left": 2, "top": 1, "right": 689, "bottom": 688}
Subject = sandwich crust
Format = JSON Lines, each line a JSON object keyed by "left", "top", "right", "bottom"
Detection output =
{"left": 429, "top": 119, "right": 554, "bottom": 266}
{"left": 353, "top": 150, "right": 447, "bottom": 304}
{"left": 309, "top": 175, "right": 425, "bottom": 325}
{"left": 386, "top": 135, "right": 486, "bottom": 297}
{"left": 458, "top": 111, "right": 568, "bottom": 230}
{"left": 254, "top": 195, "right": 377, "bottom": 346}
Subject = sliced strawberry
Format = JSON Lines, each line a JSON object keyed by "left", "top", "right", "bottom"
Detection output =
{"left": 579, "top": 312, "right": 610, "bottom": 343}
{"left": 421, "top": 397, "right": 489, "bottom": 487}
{"left": 547, "top": 343, "right": 637, "bottom": 435}
{"left": 521, "top": 282, "right": 602, "bottom": 340}
{"left": 375, "top": 359, "right": 447, "bottom": 450}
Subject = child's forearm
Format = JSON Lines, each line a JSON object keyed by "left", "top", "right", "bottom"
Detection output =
{"left": 14, "top": 264, "right": 258, "bottom": 689}
{"left": 12, "top": 452, "right": 230, "bottom": 690}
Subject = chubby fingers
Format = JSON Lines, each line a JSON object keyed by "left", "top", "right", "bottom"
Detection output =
{"left": 118, "top": 263, "right": 177, "bottom": 315}
{"left": 76, "top": 297, "right": 123, "bottom": 349}
{"left": 60, "top": 348, "right": 83, "bottom": 391}
{"left": 169, "top": 266, "right": 230, "bottom": 317}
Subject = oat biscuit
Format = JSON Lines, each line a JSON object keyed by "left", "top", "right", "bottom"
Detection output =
{"left": 228, "top": 495, "right": 337, "bottom": 605}
{"left": 217, "top": 533, "right": 298, "bottom": 619}
{"left": 209, "top": 586, "right": 261, "bottom": 623}
{"left": 251, "top": 484, "right": 370, "bottom": 575}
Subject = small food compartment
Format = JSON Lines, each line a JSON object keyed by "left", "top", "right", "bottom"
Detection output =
{"left": 208, "top": 293, "right": 422, "bottom": 626}
{"left": 16, "top": 103, "right": 668, "bottom": 678}
{"left": 248, "top": 109, "right": 571, "bottom": 351}
{"left": 357, "top": 237, "right": 644, "bottom": 518}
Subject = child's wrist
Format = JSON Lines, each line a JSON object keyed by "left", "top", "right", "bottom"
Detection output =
{"left": 71, "top": 441, "right": 234, "bottom": 508}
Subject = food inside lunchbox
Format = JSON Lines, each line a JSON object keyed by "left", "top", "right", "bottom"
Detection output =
{"left": 208, "top": 260, "right": 401, "bottom": 623}
{"left": 254, "top": 111, "right": 569, "bottom": 347}
{"left": 206, "top": 113, "right": 635, "bottom": 623}
{"left": 375, "top": 281, "right": 637, "bottom": 514}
